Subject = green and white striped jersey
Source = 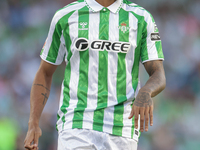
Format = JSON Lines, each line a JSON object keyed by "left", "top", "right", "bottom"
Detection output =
{"left": 41, "top": 0, "right": 164, "bottom": 141}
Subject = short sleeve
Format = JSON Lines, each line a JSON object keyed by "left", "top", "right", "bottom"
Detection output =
{"left": 40, "top": 12, "right": 66, "bottom": 65}
{"left": 140, "top": 12, "right": 164, "bottom": 63}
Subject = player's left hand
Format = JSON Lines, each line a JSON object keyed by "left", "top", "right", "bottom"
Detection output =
{"left": 128, "top": 90, "right": 153, "bottom": 132}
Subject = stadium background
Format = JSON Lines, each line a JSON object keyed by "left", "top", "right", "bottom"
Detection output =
{"left": 0, "top": 0, "right": 200, "bottom": 149}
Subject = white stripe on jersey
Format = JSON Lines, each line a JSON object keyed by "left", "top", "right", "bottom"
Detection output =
{"left": 133, "top": 115, "right": 140, "bottom": 141}
{"left": 122, "top": 101, "right": 133, "bottom": 138}
{"left": 42, "top": 3, "right": 85, "bottom": 64}
{"left": 122, "top": 12, "right": 138, "bottom": 138}
{"left": 126, "top": 5, "right": 159, "bottom": 63}
{"left": 63, "top": 10, "right": 80, "bottom": 129}
{"left": 57, "top": 81, "right": 65, "bottom": 131}
{"left": 102, "top": 12, "right": 119, "bottom": 133}
{"left": 125, "top": 12, "right": 138, "bottom": 102}
{"left": 82, "top": 11, "right": 100, "bottom": 129}
{"left": 145, "top": 14, "right": 159, "bottom": 61}
{"left": 55, "top": 31, "right": 67, "bottom": 64}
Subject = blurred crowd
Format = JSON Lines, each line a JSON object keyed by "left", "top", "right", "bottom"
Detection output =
{"left": 0, "top": 0, "right": 199, "bottom": 150}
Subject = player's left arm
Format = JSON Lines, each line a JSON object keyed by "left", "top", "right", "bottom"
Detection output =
{"left": 129, "top": 60, "right": 166, "bottom": 132}
{"left": 143, "top": 60, "right": 166, "bottom": 97}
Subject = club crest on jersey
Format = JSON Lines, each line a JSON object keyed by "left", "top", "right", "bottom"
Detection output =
{"left": 79, "top": 22, "right": 88, "bottom": 30}
{"left": 118, "top": 22, "right": 130, "bottom": 33}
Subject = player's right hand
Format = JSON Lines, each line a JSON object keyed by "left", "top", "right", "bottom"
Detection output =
{"left": 24, "top": 124, "right": 42, "bottom": 150}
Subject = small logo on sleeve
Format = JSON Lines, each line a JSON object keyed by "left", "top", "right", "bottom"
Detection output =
{"left": 151, "top": 33, "right": 161, "bottom": 41}
{"left": 154, "top": 22, "right": 158, "bottom": 32}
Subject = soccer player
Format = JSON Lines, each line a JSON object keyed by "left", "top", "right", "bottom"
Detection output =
{"left": 24, "top": 0, "right": 166, "bottom": 149}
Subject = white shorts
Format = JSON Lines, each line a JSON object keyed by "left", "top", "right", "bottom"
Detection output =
{"left": 57, "top": 128, "right": 138, "bottom": 150}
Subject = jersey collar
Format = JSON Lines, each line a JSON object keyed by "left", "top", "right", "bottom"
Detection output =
{"left": 85, "top": 0, "right": 123, "bottom": 13}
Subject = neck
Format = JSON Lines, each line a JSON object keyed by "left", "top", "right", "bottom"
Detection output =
{"left": 95, "top": 0, "right": 116, "bottom": 7}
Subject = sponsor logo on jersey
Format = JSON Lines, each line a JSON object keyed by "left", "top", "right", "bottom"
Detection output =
{"left": 75, "top": 38, "right": 89, "bottom": 51}
{"left": 118, "top": 22, "right": 130, "bottom": 33}
{"left": 75, "top": 38, "right": 131, "bottom": 53}
{"left": 151, "top": 33, "right": 161, "bottom": 41}
{"left": 79, "top": 22, "right": 88, "bottom": 30}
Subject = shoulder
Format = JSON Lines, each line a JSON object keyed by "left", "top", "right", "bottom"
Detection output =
{"left": 51, "top": 1, "right": 86, "bottom": 24}
{"left": 54, "top": 1, "right": 86, "bottom": 19}
{"left": 59, "top": 0, "right": 85, "bottom": 11}
{"left": 56, "top": 1, "right": 85, "bottom": 14}
{"left": 122, "top": 0, "right": 153, "bottom": 19}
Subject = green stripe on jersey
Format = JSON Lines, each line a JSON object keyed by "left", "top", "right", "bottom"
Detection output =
{"left": 62, "top": 11, "right": 76, "bottom": 61}
{"left": 40, "top": 48, "right": 44, "bottom": 55}
{"left": 46, "top": 6, "right": 78, "bottom": 63}
{"left": 46, "top": 22, "right": 62, "bottom": 63}
{"left": 155, "top": 41, "right": 164, "bottom": 58}
{"left": 72, "top": 6, "right": 90, "bottom": 129}
{"left": 130, "top": 12, "right": 144, "bottom": 90}
{"left": 123, "top": 0, "right": 132, "bottom": 5}
{"left": 112, "top": 9, "right": 129, "bottom": 136}
{"left": 140, "top": 19, "right": 148, "bottom": 62}
{"left": 149, "top": 14, "right": 164, "bottom": 59}
{"left": 61, "top": 63, "right": 71, "bottom": 129}
{"left": 56, "top": 114, "right": 60, "bottom": 131}
{"left": 129, "top": 12, "right": 144, "bottom": 136}
{"left": 58, "top": 11, "right": 76, "bottom": 129}
{"left": 93, "top": 8, "right": 110, "bottom": 132}
{"left": 131, "top": 103, "right": 134, "bottom": 138}
{"left": 40, "top": 2, "right": 77, "bottom": 58}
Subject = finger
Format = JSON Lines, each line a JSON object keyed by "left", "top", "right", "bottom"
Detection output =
{"left": 24, "top": 141, "right": 35, "bottom": 150}
{"left": 150, "top": 105, "right": 153, "bottom": 126}
{"left": 24, "top": 133, "right": 34, "bottom": 149}
{"left": 34, "top": 129, "right": 42, "bottom": 149}
{"left": 139, "top": 108, "right": 145, "bottom": 132}
{"left": 33, "top": 131, "right": 41, "bottom": 149}
{"left": 24, "top": 144, "right": 35, "bottom": 150}
{"left": 33, "top": 144, "right": 38, "bottom": 150}
{"left": 134, "top": 106, "right": 139, "bottom": 129}
{"left": 145, "top": 107, "right": 150, "bottom": 132}
{"left": 128, "top": 105, "right": 135, "bottom": 119}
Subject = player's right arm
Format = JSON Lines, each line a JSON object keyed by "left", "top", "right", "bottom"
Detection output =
{"left": 24, "top": 60, "right": 57, "bottom": 150}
